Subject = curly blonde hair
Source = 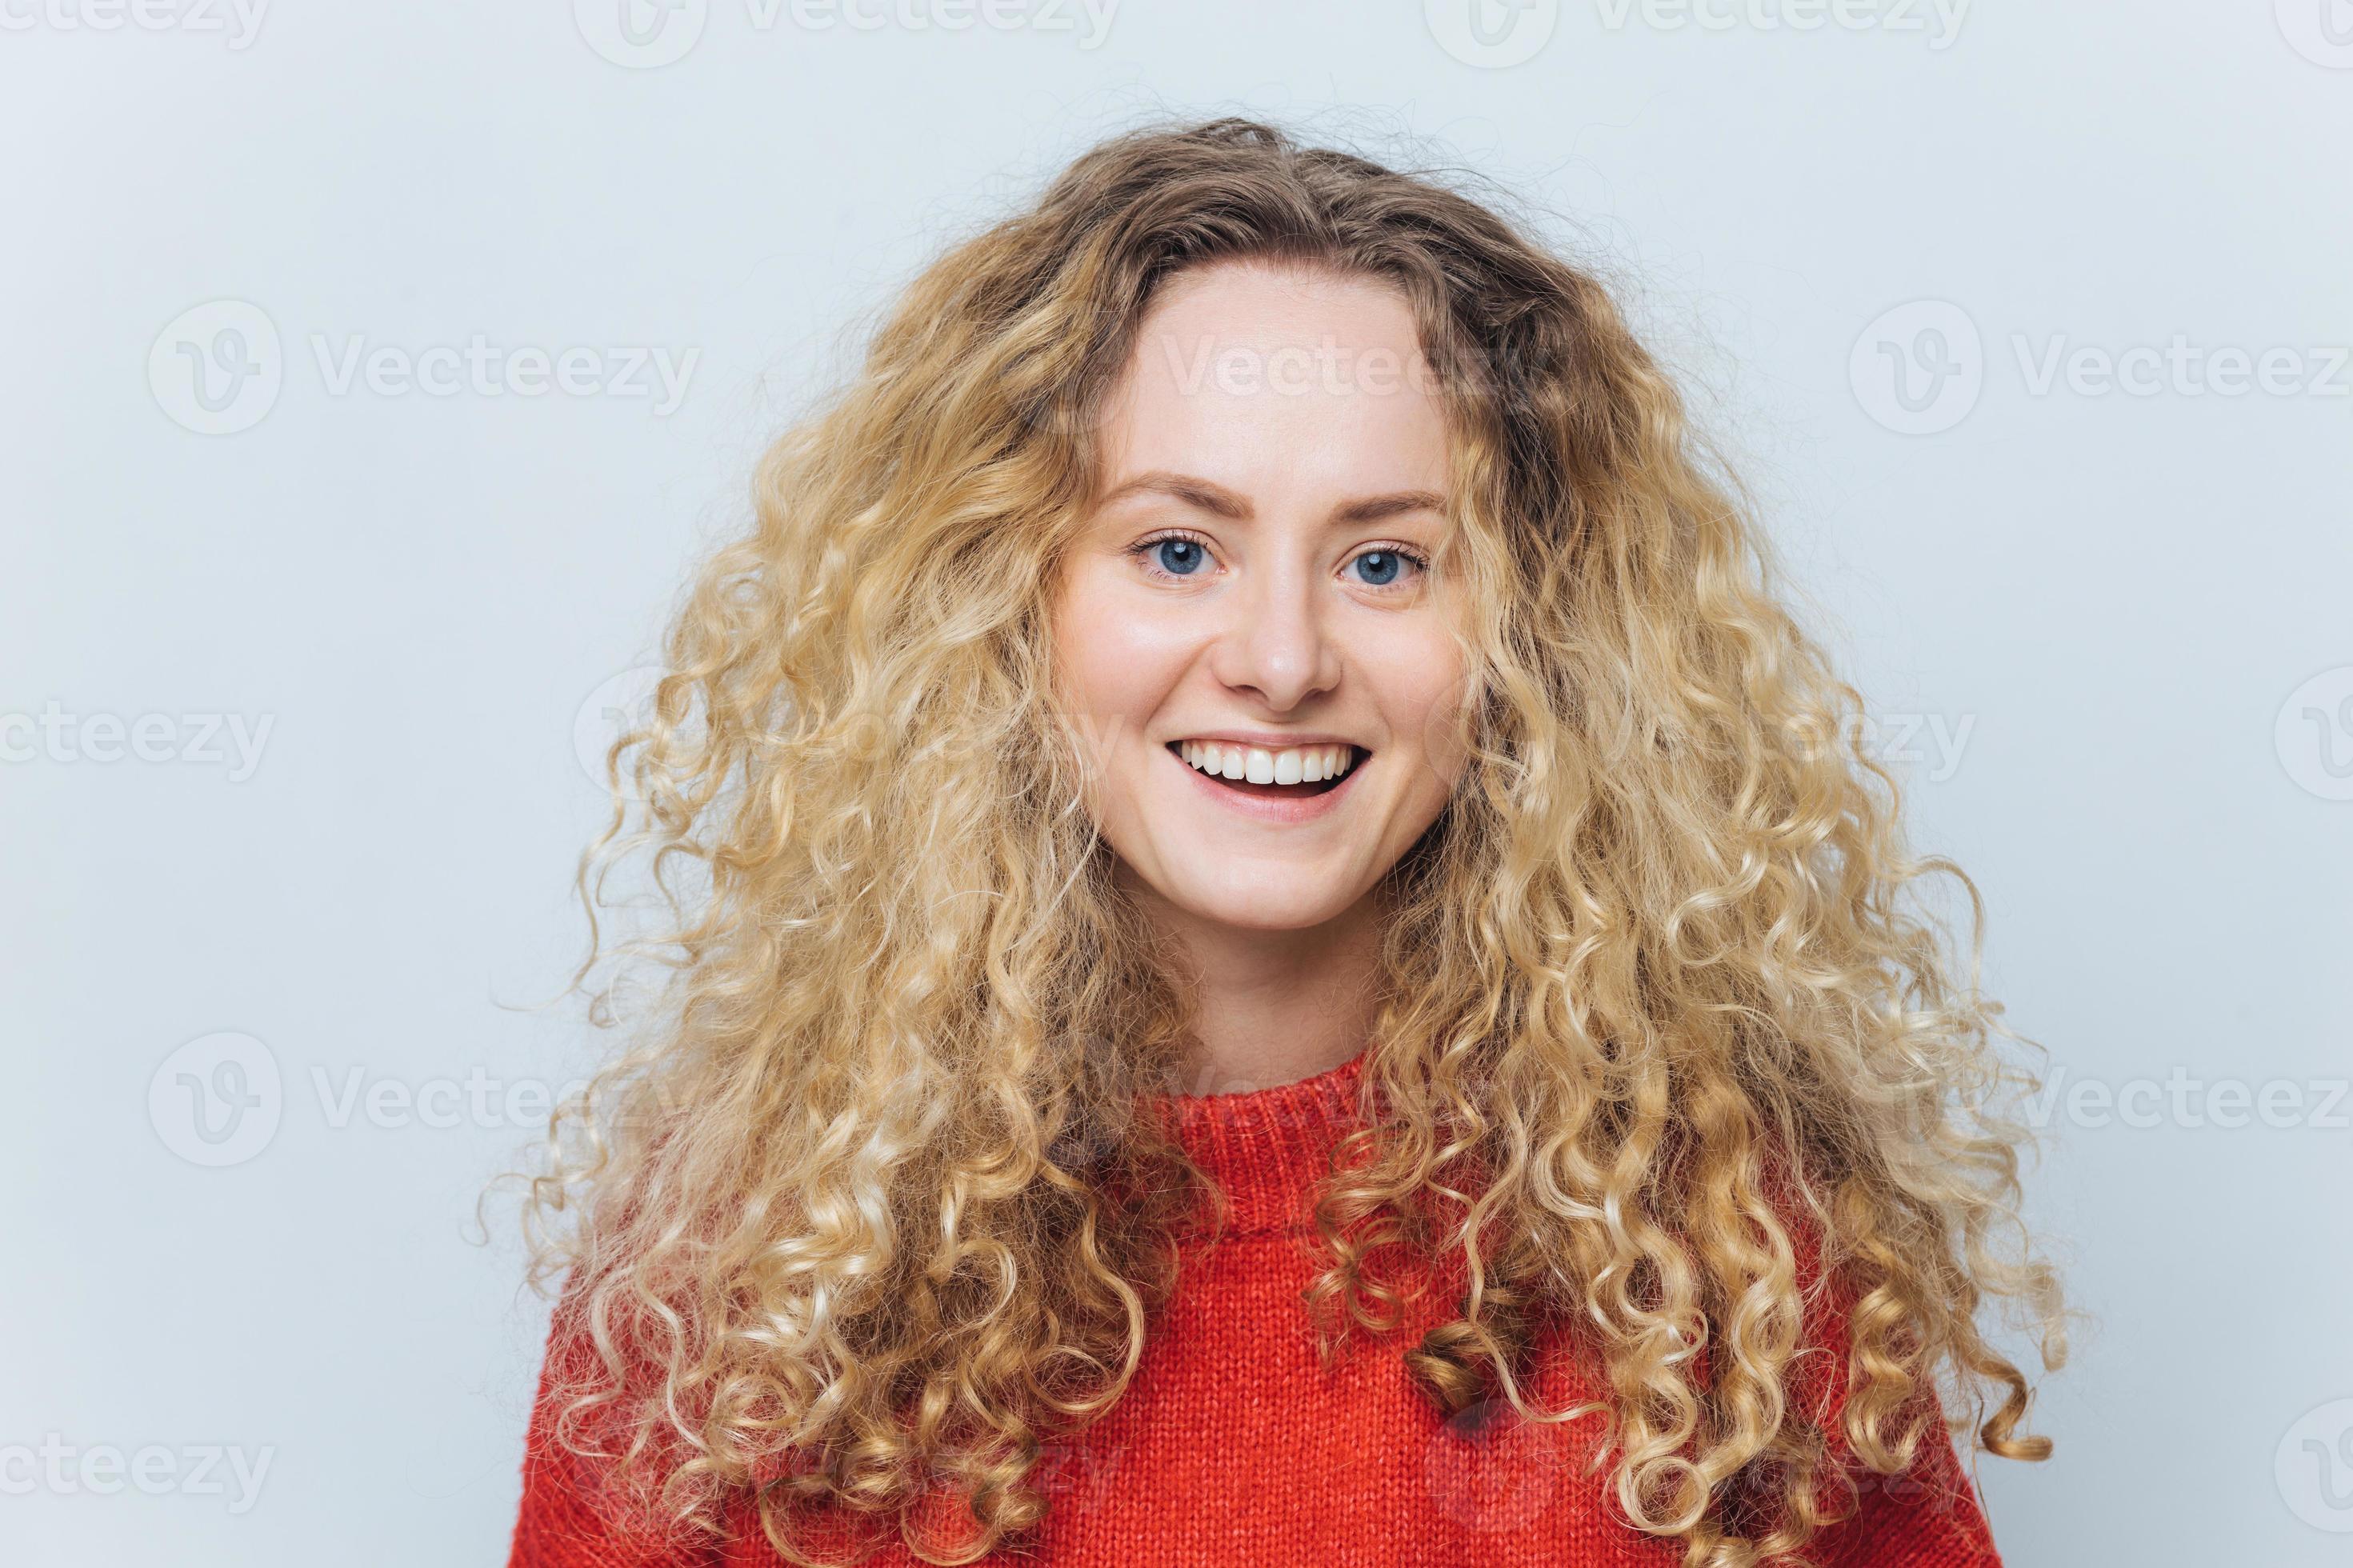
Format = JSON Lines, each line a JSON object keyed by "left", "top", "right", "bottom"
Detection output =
{"left": 519, "top": 115, "right": 2067, "bottom": 1566}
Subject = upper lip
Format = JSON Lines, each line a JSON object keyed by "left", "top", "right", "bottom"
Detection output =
{"left": 1166, "top": 732, "right": 1365, "bottom": 750}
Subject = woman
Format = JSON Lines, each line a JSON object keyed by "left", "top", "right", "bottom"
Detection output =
{"left": 509, "top": 118, "right": 2066, "bottom": 1566}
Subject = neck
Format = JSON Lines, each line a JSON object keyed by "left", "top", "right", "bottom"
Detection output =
{"left": 1125, "top": 875, "right": 1385, "bottom": 1094}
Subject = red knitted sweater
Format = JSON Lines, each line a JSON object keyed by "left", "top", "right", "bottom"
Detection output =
{"left": 508, "top": 1046, "right": 2006, "bottom": 1566}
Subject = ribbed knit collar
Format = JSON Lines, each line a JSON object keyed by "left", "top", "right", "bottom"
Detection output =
{"left": 1145, "top": 1045, "right": 1375, "bottom": 1237}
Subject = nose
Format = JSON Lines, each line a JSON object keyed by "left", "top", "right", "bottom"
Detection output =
{"left": 1206, "top": 556, "right": 1341, "bottom": 712}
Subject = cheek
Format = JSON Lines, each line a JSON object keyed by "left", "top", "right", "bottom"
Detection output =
{"left": 1057, "top": 601, "right": 1150, "bottom": 732}
{"left": 1375, "top": 635, "right": 1475, "bottom": 801}
{"left": 1051, "top": 568, "right": 1192, "bottom": 802}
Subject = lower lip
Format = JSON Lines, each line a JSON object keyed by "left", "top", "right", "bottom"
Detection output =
{"left": 1166, "top": 746, "right": 1363, "bottom": 823}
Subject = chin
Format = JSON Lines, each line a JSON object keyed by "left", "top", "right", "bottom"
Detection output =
{"left": 1166, "top": 872, "right": 1363, "bottom": 934}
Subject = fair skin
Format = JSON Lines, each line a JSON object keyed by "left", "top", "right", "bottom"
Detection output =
{"left": 1051, "top": 259, "right": 1471, "bottom": 1094}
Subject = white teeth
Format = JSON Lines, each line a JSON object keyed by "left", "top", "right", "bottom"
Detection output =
{"left": 1177, "top": 741, "right": 1359, "bottom": 785}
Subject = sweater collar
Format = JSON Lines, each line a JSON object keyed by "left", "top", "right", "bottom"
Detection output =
{"left": 1146, "top": 1045, "right": 1375, "bottom": 1237}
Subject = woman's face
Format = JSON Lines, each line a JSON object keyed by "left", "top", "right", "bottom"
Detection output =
{"left": 1051, "top": 259, "right": 1471, "bottom": 934}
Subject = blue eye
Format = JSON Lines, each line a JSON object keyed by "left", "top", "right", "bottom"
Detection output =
{"left": 1152, "top": 538, "right": 1207, "bottom": 575}
{"left": 1350, "top": 549, "right": 1409, "bottom": 586}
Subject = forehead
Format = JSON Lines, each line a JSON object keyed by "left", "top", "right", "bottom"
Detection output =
{"left": 1092, "top": 261, "right": 1452, "bottom": 502}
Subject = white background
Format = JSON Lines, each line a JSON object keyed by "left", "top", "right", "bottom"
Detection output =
{"left": 4, "top": 3, "right": 2350, "bottom": 1564}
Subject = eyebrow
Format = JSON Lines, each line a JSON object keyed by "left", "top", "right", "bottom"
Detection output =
{"left": 1095, "top": 471, "right": 1446, "bottom": 527}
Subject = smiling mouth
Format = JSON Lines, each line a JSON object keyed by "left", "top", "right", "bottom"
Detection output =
{"left": 1168, "top": 740, "right": 1363, "bottom": 799}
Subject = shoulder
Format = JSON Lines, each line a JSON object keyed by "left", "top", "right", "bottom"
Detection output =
{"left": 1775, "top": 1192, "right": 2007, "bottom": 1567}
{"left": 508, "top": 1282, "right": 726, "bottom": 1568}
